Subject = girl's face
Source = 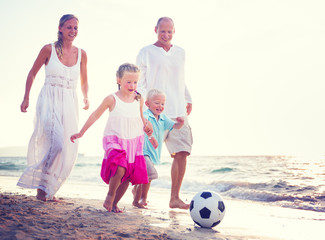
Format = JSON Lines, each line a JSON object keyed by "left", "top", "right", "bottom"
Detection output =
{"left": 59, "top": 18, "right": 79, "bottom": 41}
{"left": 146, "top": 94, "right": 166, "bottom": 117}
{"left": 117, "top": 72, "right": 139, "bottom": 94}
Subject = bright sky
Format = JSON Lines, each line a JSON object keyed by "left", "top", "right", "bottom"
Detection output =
{"left": 1, "top": 0, "right": 325, "bottom": 156}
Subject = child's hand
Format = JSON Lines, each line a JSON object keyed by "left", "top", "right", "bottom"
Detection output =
{"left": 176, "top": 117, "right": 185, "bottom": 126}
{"left": 149, "top": 136, "right": 158, "bottom": 149}
{"left": 143, "top": 121, "right": 153, "bottom": 136}
{"left": 173, "top": 117, "right": 185, "bottom": 130}
{"left": 70, "top": 133, "right": 82, "bottom": 143}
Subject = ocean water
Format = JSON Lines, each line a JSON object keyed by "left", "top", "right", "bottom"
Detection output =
{"left": 1, "top": 155, "right": 324, "bottom": 213}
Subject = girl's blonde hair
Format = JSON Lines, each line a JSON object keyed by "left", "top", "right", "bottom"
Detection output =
{"left": 55, "top": 14, "right": 79, "bottom": 59}
{"left": 116, "top": 63, "right": 141, "bottom": 101}
{"left": 146, "top": 89, "right": 166, "bottom": 101}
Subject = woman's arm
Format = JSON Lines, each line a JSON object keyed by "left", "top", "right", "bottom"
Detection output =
{"left": 80, "top": 49, "right": 89, "bottom": 110}
{"left": 21, "top": 44, "right": 51, "bottom": 112}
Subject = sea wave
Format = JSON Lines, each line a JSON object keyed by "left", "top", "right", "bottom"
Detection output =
{"left": 1, "top": 155, "right": 324, "bottom": 213}
{"left": 211, "top": 167, "right": 234, "bottom": 173}
{"left": 179, "top": 179, "right": 325, "bottom": 212}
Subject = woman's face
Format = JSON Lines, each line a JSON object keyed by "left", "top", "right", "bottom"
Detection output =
{"left": 59, "top": 18, "right": 79, "bottom": 41}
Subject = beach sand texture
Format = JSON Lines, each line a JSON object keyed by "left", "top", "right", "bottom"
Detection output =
{"left": 0, "top": 176, "right": 324, "bottom": 240}
{"left": 0, "top": 193, "right": 274, "bottom": 240}
{"left": 0, "top": 193, "right": 185, "bottom": 240}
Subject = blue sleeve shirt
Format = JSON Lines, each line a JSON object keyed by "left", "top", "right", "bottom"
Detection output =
{"left": 143, "top": 109, "right": 175, "bottom": 164}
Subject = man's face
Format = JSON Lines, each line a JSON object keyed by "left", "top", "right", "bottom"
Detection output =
{"left": 155, "top": 19, "right": 175, "bottom": 47}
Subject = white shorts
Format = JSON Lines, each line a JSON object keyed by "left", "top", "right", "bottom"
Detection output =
{"left": 164, "top": 116, "right": 193, "bottom": 157}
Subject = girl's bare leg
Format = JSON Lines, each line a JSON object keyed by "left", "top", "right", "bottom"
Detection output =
{"left": 103, "top": 166, "right": 125, "bottom": 212}
{"left": 112, "top": 180, "right": 130, "bottom": 212}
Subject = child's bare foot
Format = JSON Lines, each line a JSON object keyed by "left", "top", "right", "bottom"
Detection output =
{"left": 36, "top": 189, "right": 46, "bottom": 201}
{"left": 169, "top": 198, "right": 190, "bottom": 210}
{"left": 112, "top": 205, "right": 123, "bottom": 213}
{"left": 139, "top": 198, "right": 148, "bottom": 207}
{"left": 103, "top": 195, "right": 114, "bottom": 212}
{"left": 132, "top": 200, "right": 147, "bottom": 209}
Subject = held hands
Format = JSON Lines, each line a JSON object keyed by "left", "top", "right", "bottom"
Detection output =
{"left": 176, "top": 117, "right": 185, "bottom": 126}
{"left": 173, "top": 117, "right": 185, "bottom": 130}
{"left": 70, "top": 133, "right": 83, "bottom": 143}
{"left": 143, "top": 121, "right": 157, "bottom": 148}
{"left": 149, "top": 136, "right": 158, "bottom": 149}
{"left": 143, "top": 121, "right": 153, "bottom": 136}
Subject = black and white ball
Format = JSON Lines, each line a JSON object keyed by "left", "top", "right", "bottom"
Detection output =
{"left": 189, "top": 191, "right": 226, "bottom": 228}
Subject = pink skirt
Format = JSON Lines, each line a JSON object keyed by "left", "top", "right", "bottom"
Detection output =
{"left": 100, "top": 149, "right": 148, "bottom": 185}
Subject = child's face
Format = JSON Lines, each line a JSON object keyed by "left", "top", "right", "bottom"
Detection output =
{"left": 146, "top": 94, "right": 166, "bottom": 117}
{"left": 117, "top": 72, "right": 139, "bottom": 94}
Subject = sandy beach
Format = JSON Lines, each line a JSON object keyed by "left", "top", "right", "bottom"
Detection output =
{"left": 0, "top": 176, "right": 324, "bottom": 240}
{"left": 0, "top": 193, "right": 189, "bottom": 240}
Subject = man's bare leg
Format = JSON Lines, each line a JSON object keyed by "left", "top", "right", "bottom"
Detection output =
{"left": 169, "top": 151, "right": 190, "bottom": 209}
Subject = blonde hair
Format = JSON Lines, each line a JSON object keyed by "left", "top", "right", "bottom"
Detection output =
{"left": 116, "top": 63, "right": 141, "bottom": 101}
{"left": 55, "top": 14, "right": 79, "bottom": 59}
{"left": 116, "top": 63, "right": 140, "bottom": 78}
{"left": 146, "top": 89, "right": 166, "bottom": 101}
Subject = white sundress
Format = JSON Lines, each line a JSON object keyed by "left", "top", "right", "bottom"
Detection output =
{"left": 17, "top": 43, "right": 81, "bottom": 198}
{"left": 101, "top": 93, "right": 148, "bottom": 185}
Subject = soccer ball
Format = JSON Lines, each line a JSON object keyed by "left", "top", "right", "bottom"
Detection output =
{"left": 189, "top": 191, "right": 226, "bottom": 228}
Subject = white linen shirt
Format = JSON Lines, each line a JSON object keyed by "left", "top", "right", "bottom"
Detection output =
{"left": 136, "top": 44, "right": 192, "bottom": 118}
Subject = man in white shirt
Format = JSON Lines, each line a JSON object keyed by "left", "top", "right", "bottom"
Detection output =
{"left": 136, "top": 17, "right": 193, "bottom": 210}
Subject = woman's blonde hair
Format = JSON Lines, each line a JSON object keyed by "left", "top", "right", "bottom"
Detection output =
{"left": 55, "top": 14, "right": 79, "bottom": 59}
{"left": 116, "top": 63, "right": 141, "bottom": 101}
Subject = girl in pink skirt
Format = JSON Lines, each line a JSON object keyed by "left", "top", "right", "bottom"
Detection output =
{"left": 71, "top": 63, "right": 153, "bottom": 212}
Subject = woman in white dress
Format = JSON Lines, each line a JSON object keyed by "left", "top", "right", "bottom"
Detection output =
{"left": 18, "top": 14, "right": 89, "bottom": 201}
